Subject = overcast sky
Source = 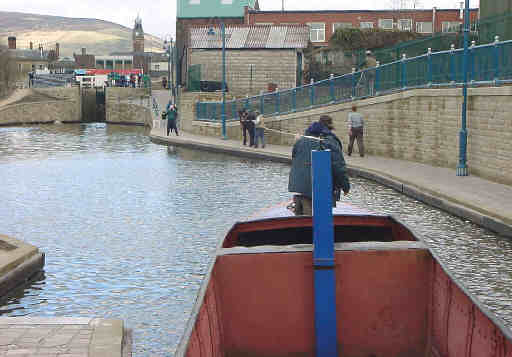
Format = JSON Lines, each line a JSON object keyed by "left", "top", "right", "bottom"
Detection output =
{"left": 2, "top": 0, "right": 480, "bottom": 39}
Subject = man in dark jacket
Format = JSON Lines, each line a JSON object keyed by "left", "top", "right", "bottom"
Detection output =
{"left": 166, "top": 103, "right": 179, "bottom": 136}
{"left": 288, "top": 115, "right": 350, "bottom": 215}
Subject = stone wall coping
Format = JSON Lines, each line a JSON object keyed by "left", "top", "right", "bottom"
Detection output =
{"left": 0, "top": 98, "right": 77, "bottom": 112}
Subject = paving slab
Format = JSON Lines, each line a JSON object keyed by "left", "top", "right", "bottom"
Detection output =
{"left": 0, "top": 317, "right": 125, "bottom": 357}
{"left": 150, "top": 129, "right": 512, "bottom": 238}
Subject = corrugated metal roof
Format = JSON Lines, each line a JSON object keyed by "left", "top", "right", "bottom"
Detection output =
{"left": 189, "top": 25, "right": 309, "bottom": 49}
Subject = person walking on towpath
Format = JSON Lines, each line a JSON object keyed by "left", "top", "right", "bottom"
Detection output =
{"left": 239, "top": 109, "right": 250, "bottom": 146}
{"left": 166, "top": 102, "right": 179, "bottom": 136}
{"left": 254, "top": 111, "right": 265, "bottom": 148}
{"left": 288, "top": 115, "right": 350, "bottom": 216}
{"left": 347, "top": 104, "right": 365, "bottom": 157}
{"left": 245, "top": 110, "right": 256, "bottom": 147}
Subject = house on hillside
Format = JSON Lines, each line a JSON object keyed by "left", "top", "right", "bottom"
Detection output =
{"left": 187, "top": 24, "right": 309, "bottom": 96}
{"left": 176, "top": 0, "right": 260, "bottom": 86}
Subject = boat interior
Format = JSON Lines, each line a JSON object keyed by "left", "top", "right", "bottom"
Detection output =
{"left": 180, "top": 212, "right": 512, "bottom": 357}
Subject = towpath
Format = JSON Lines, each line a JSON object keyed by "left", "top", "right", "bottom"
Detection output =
{"left": 150, "top": 127, "right": 512, "bottom": 238}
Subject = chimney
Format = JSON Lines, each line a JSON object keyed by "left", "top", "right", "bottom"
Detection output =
{"left": 82, "top": 48, "right": 86, "bottom": 56}
{"left": 30, "top": 41, "right": 33, "bottom": 50}
{"left": 8, "top": 36, "right": 16, "bottom": 49}
{"left": 56, "top": 43, "right": 60, "bottom": 58}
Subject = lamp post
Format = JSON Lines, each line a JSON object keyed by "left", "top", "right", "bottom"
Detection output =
{"left": 163, "top": 35, "right": 174, "bottom": 102}
{"left": 208, "top": 21, "right": 227, "bottom": 140}
{"left": 457, "top": 0, "right": 469, "bottom": 176}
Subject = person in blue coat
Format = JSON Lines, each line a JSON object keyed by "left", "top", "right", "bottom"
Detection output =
{"left": 288, "top": 115, "right": 350, "bottom": 215}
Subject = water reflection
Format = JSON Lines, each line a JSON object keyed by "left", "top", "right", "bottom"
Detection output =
{"left": 0, "top": 123, "right": 511, "bottom": 356}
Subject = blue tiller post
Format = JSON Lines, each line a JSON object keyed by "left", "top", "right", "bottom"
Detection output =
{"left": 244, "top": 95, "right": 249, "bottom": 110}
{"left": 457, "top": 0, "right": 470, "bottom": 176}
{"left": 427, "top": 48, "right": 433, "bottom": 86}
{"left": 292, "top": 88, "right": 297, "bottom": 112}
{"left": 494, "top": 36, "right": 500, "bottom": 83}
{"left": 195, "top": 102, "right": 200, "bottom": 120}
{"left": 401, "top": 54, "right": 407, "bottom": 89}
{"left": 329, "top": 74, "right": 335, "bottom": 102}
{"left": 310, "top": 78, "right": 315, "bottom": 107}
{"left": 311, "top": 149, "right": 338, "bottom": 357}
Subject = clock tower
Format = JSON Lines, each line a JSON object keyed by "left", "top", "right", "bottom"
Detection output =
{"left": 133, "top": 15, "right": 144, "bottom": 53}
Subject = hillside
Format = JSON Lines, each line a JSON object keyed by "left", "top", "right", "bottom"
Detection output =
{"left": 0, "top": 11, "right": 164, "bottom": 56}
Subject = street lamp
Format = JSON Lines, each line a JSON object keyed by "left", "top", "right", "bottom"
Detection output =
{"left": 207, "top": 21, "right": 227, "bottom": 140}
{"left": 163, "top": 35, "right": 175, "bottom": 102}
{"left": 457, "top": 0, "right": 469, "bottom": 176}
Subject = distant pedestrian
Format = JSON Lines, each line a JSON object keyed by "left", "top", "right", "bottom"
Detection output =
{"left": 28, "top": 71, "right": 34, "bottom": 88}
{"left": 347, "top": 105, "right": 364, "bottom": 157}
{"left": 245, "top": 110, "right": 256, "bottom": 147}
{"left": 166, "top": 103, "right": 179, "bottom": 136}
{"left": 254, "top": 111, "right": 265, "bottom": 148}
{"left": 162, "top": 77, "right": 168, "bottom": 89}
{"left": 239, "top": 109, "right": 250, "bottom": 146}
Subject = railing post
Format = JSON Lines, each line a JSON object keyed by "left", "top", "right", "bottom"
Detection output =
{"left": 427, "top": 48, "right": 433, "bottom": 87}
{"left": 232, "top": 99, "right": 237, "bottom": 120}
{"left": 292, "top": 88, "right": 297, "bottom": 112}
{"left": 401, "top": 54, "right": 407, "bottom": 90}
{"left": 260, "top": 90, "right": 264, "bottom": 114}
{"left": 310, "top": 78, "right": 315, "bottom": 107}
{"left": 450, "top": 44, "right": 456, "bottom": 85}
{"left": 494, "top": 35, "right": 500, "bottom": 84}
{"left": 329, "top": 74, "right": 335, "bottom": 102}
{"left": 375, "top": 61, "right": 380, "bottom": 95}
{"left": 351, "top": 68, "right": 356, "bottom": 98}
{"left": 470, "top": 41, "right": 476, "bottom": 85}
{"left": 275, "top": 87, "right": 280, "bottom": 114}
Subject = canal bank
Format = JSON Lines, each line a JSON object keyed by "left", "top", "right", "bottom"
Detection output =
{"left": 150, "top": 128, "right": 512, "bottom": 239}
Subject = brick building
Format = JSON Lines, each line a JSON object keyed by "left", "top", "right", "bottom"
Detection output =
{"left": 176, "top": 0, "right": 260, "bottom": 85}
{"left": 245, "top": 8, "right": 479, "bottom": 47}
{"left": 188, "top": 25, "right": 309, "bottom": 96}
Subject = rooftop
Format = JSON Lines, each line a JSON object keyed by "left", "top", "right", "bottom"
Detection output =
{"left": 189, "top": 25, "right": 309, "bottom": 49}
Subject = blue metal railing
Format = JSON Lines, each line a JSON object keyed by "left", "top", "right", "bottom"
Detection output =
{"left": 196, "top": 38, "right": 512, "bottom": 122}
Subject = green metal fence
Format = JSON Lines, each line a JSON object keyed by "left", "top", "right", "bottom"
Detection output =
{"left": 196, "top": 38, "right": 512, "bottom": 122}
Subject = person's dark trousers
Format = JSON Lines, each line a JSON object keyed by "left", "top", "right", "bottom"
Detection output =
{"left": 167, "top": 120, "right": 178, "bottom": 136}
{"left": 348, "top": 126, "right": 365, "bottom": 157}
{"left": 241, "top": 122, "right": 249, "bottom": 145}
{"left": 247, "top": 123, "right": 255, "bottom": 146}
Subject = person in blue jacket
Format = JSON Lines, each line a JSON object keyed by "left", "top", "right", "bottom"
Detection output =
{"left": 288, "top": 115, "right": 350, "bottom": 215}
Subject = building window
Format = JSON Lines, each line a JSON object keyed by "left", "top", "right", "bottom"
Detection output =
{"left": 378, "top": 19, "right": 393, "bottom": 30}
{"left": 360, "top": 22, "right": 374, "bottom": 29}
{"left": 416, "top": 21, "right": 433, "bottom": 33}
{"left": 155, "top": 64, "right": 160, "bottom": 71}
{"left": 221, "top": 0, "right": 233, "bottom": 3}
{"left": 308, "top": 23, "right": 325, "bottom": 42}
{"left": 398, "top": 19, "right": 412, "bottom": 31}
{"left": 333, "top": 22, "right": 352, "bottom": 32}
{"left": 442, "top": 21, "right": 461, "bottom": 32}
{"left": 189, "top": 0, "right": 200, "bottom": 4}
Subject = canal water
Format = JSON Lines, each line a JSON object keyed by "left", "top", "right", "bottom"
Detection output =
{"left": 0, "top": 123, "right": 511, "bottom": 356}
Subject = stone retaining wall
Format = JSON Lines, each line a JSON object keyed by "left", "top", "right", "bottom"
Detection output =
{"left": 0, "top": 88, "right": 81, "bottom": 126}
{"left": 105, "top": 87, "right": 152, "bottom": 126}
{"left": 180, "top": 87, "right": 512, "bottom": 185}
